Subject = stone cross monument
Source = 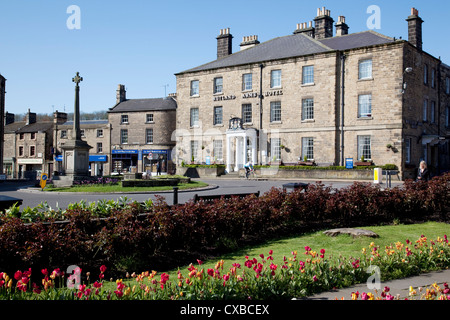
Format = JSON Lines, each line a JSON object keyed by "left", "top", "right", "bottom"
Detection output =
{"left": 53, "top": 72, "right": 92, "bottom": 187}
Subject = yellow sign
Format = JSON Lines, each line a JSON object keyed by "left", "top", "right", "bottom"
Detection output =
{"left": 40, "top": 172, "right": 48, "bottom": 190}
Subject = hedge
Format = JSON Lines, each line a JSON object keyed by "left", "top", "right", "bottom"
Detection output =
{"left": 0, "top": 172, "right": 448, "bottom": 278}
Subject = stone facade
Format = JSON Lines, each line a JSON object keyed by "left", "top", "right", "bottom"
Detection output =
{"left": 3, "top": 110, "right": 55, "bottom": 179}
{"left": 175, "top": 7, "right": 450, "bottom": 180}
{"left": 108, "top": 86, "right": 177, "bottom": 175}
{"left": 54, "top": 118, "right": 111, "bottom": 177}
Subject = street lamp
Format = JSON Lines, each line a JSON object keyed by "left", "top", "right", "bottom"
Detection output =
{"left": 402, "top": 67, "right": 413, "bottom": 94}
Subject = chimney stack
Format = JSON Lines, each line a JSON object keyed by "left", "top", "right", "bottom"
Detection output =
{"left": 25, "top": 108, "right": 36, "bottom": 125}
{"left": 406, "top": 7, "right": 423, "bottom": 51}
{"left": 53, "top": 110, "right": 68, "bottom": 124}
{"left": 240, "top": 35, "right": 260, "bottom": 51}
{"left": 335, "top": 16, "right": 349, "bottom": 36}
{"left": 216, "top": 28, "right": 233, "bottom": 59}
{"left": 116, "top": 84, "right": 126, "bottom": 104}
{"left": 313, "top": 7, "right": 334, "bottom": 39}
{"left": 293, "top": 21, "right": 315, "bottom": 38}
{"left": 5, "top": 112, "right": 14, "bottom": 125}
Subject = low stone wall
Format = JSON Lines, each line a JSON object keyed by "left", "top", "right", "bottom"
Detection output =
{"left": 121, "top": 178, "right": 180, "bottom": 188}
{"left": 177, "top": 166, "right": 226, "bottom": 178}
{"left": 256, "top": 168, "right": 376, "bottom": 180}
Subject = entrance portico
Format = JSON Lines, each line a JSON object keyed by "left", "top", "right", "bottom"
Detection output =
{"left": 226, "top": 117, "right": 257, "bottom": 172}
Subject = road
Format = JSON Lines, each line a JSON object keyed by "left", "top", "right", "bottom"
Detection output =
{"left": 0, "top": 178, "right": 403, "bottom": 210}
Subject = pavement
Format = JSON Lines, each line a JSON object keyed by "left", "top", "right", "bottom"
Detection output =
{"left": 302, "top": 269, "right": 450, "bottom": 300}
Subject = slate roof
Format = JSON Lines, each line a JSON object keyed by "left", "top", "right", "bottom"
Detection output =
{"left": 4, "top": 121, "right": 26, "bottom": 133}
{"left": 317, "top": 31, "right": 394, "bottom": 51}
{"left": 178, "top": 30, "right": 395, "bottom": 74}
{"left": 60, "top": 120, "right": 109, "bottom": 128}
{"left": 108, "top": 97, "right": 177, "bottom": 113}
{"left": 15, "top": 121, "right": 54, "bottom": 133}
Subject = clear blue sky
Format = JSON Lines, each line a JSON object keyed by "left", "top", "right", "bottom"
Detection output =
{"left": 0, "top": 0, "right": 448, "bottom": 115}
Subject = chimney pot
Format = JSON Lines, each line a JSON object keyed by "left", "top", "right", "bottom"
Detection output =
{"left": 314, "top": 7, "right": 334, "bottom": 39}
{"left": 406, "top": 7, "right": 423, "bottom": 51}
{"left": 217, "top": 28, "right": 233, "bottom": 58}
{"left": 116, "top": 84, "right": 126, "bottom": 104}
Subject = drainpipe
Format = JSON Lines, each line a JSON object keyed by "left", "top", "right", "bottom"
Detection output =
{"left": 259, "top": 63, "right": 264, "bottom": 165}
{"left": 437, "top": 58, "right": 442, "bottom": 174}
{"left": 340, "top": 53, "right": 346, "bottom": 166}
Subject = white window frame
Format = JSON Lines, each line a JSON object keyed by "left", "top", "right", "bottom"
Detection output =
{"left": 242, "top": 104, "right": 252, "bottom": 124}
{"left": 358, "top": 59, "right": 373, "bottom": 80}
{"left": 190, "top": 80, "right": 199, "bottom": 96}
{"left": 213, "top": 140, "right": 223, "bottom": 161}
{"left": 302, "top": 137, "right": 314, "bottom": 161}
{"left": 146, "top": 114, "right": 154, "bottom": 123}
{"left": 121, "top": 114, "right": 128, "bottom": 124}
{"left": 358, "top": 94, "right": 372, "bottom": 118}
{"left": 96, "top": 129, "right": 103, "bottom": 138}
{"left": 302, "top": 65, "right": 314, "bottom": 84}
{"left": 213, "top": 106, "right": 223, "bottom": 125}
{"left": 302, "top": 98, "right": 314, "bottom": 120}
{"left": 270, "top": 138, "right": 281, "bottom": 161}
{"left": 357, "top": 135, "right": 372, "bottom": 161}
{"left": 97, "top": 142, "right": 103, "bottom": 153}
{"left": 190, "top": 108, "right": 199, "bottom": 127}
{"left": 270, "top": 70, "right": 282, "bottom": 88}
{"left": 242, "top": 73, "right": 252, "bottom": 91}
{"left": 270, "top": 101, "right": 281, "bottom": 122}
{"left": 213, "top": 77, "right": 223, "bottom": 94}
{"left": 146, "top": 128, "right": 153, "bottom": 144}
{"left": 191, "top": 140, "right": 199, "bottom": 162}
{"left": 120, "top": 129, "right": 128, "bottom": 144}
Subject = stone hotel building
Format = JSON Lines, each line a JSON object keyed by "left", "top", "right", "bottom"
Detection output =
{"left": 175, "top": 7, "right": 450, "bottom": 179}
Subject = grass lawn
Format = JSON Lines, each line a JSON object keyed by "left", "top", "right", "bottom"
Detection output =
{"left": 163, "top": 221, "right": 450, "bottom": 278}
{"left": 44, "top": 180, "right": 208, "bottom": 193}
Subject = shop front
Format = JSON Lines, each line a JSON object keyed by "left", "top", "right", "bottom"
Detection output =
{"left": 111, "top": 149, "right": 138, "bottom": 174}
{"left": 142, "top": 149, "right": 172, "bottom": 175}
{"left": 89, "top": 155, "right": 108, "bottom": 176}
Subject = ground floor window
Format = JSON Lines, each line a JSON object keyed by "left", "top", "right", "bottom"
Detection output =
{"left": 270, "top": 138, "right": 281, "bottom": 161}
{"left": 191, "top": 140, "right": 199, "bottom": 162}
{"left": 213, "top": 140, "right": 223, "bottom": 161}
{"left": 357, "top": 135, "right": 372, "bottom": 160}
{"left": 302, "top": 137, "right": 314, "bottom": 160}
{"left": 405, "top": 138, "right": 411, "bottom": 164}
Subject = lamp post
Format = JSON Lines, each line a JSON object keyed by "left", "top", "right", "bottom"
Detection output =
{"left": 402, "top": 67, "right": 413, "bottom": 94}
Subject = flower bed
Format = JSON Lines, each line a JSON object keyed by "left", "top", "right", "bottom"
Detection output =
{"left": 0, "top": 173, "right": 448, "bottom": 282}
{"left": 0, "top": 234, "right": 449, "bottom": 300}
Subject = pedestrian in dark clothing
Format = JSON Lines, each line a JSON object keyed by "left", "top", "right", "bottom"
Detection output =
{"left": 157, "top": 161, "right": 161, "bottom": 176}
{"left": 416, "top": 161, "right": 430, "bottom": 182}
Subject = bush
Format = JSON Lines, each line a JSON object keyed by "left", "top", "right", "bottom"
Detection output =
{"left": 0, "top": 173, "right": 448, "bottom": 277}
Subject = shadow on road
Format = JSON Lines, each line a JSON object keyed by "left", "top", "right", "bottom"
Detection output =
{"left": 0, "top": 181, "right": 35, "bottom": 192}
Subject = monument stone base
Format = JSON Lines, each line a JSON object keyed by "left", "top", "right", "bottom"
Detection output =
{"left": 52, "top": 139, "right": 93, "bottom": 187}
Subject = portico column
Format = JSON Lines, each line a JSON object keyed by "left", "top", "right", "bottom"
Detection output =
{"left": 243, "top": 136, "right": 248, "bottom": 165}
{"left": 234, "top": 137, "right": 240, "bottom": 172}
{"left": 251, "top": 136, "right": 257, "bottom": 165}
{"left": 226, "top": 135, "right": 232, "bottom": 173}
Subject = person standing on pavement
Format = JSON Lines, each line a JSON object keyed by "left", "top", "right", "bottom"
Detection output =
{"left": 416, "top": 160, "right": 430, "bottom": 182}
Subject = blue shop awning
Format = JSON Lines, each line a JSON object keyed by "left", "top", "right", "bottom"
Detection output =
{"left": 89, "top": 155, "right": 108, "bottom": 162}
